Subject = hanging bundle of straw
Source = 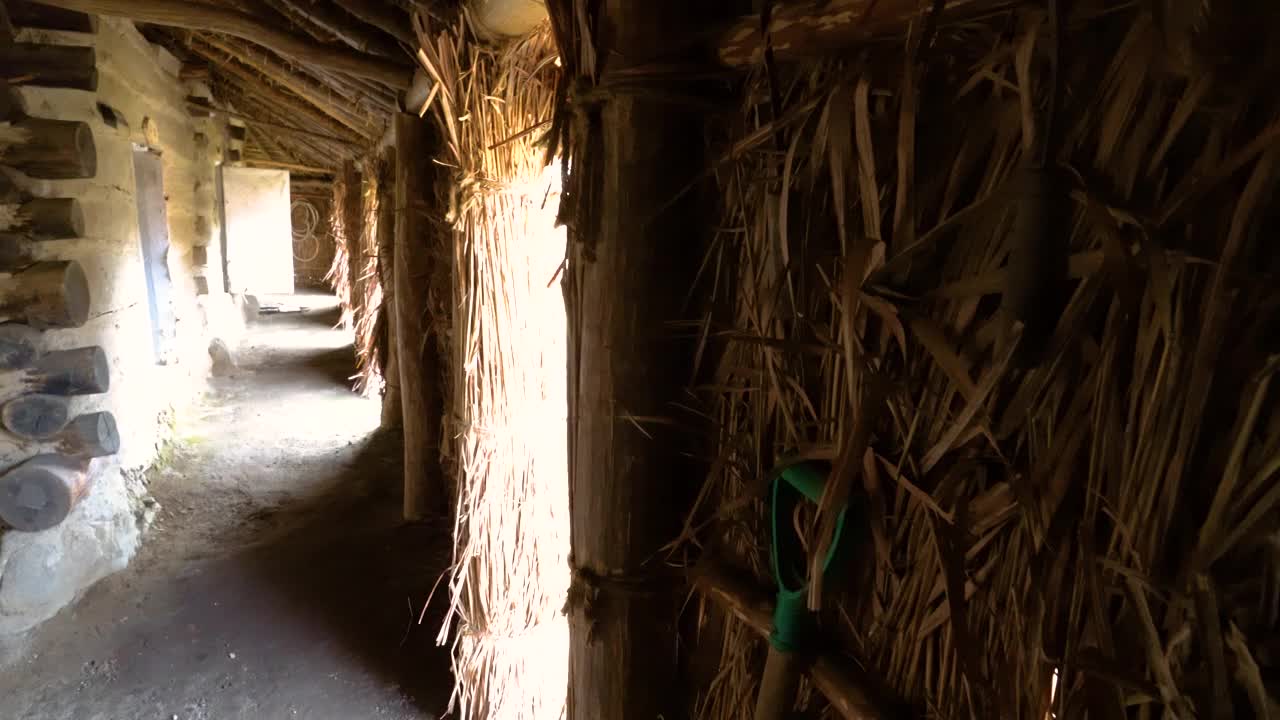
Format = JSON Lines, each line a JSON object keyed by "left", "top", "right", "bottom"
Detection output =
{"left": 352, "top": 158, "right": 387, "bottom": 397}
{"left": 413, "top": 16, "right": 570, "bottom": 720}
{"left": 664, "top": 3, "right": 1280, "bottom": 719}
{"left": 327, "top": 162, "right": 388, "bottom": 397}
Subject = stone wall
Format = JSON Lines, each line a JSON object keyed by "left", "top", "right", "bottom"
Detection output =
{"left": 0, "top": 17, "right": 235, "bottom": 635}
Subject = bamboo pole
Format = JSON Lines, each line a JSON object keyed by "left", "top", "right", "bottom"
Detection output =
{"left": 565, "top": 1, "right": 710, "bottom": 717}
{"left": 33, "top": 0, "right": 411, "bottom": 86}
{"left": 393, "top": 112, "right": 443, "bottom": 520}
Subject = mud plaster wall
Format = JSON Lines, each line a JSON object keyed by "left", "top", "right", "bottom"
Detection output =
{"left": 0, "top": 18, "right": 241, "bottom": 636}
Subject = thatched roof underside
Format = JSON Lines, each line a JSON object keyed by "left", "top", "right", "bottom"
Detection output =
{"left": 144, "top": 0, "right": 462, "bottom": 175}
{"left": 546, "top": 0, "right": 1280, "bottom": 718}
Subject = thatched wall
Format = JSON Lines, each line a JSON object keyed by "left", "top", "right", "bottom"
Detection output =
{"left": 547, "top": 1, "right": 1280, "bottom": 718}
{"left": 413, "top": 20, "right": 570, "bottom": 720}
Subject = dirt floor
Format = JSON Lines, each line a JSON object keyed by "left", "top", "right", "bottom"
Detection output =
{"left": 0, "top": 295, "right": 453, "bottom": 720}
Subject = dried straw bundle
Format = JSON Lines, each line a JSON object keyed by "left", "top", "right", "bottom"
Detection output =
{"left": 686, "top": 5, "right": 1280, "bottom": 719}
{"left": 327, "top": 163, "right": 387, "bottom": 397}
{"left": 326, "top": 170, "right": 356, "bottom": 330}
{"left": 353, "top": 158, "right": 387, "bottom": 397}
{"left": 413, "top": 17, "right": 570, "bottom": 720}
{"left": 545, "top": 0, "right": 1280, "bottom": 718}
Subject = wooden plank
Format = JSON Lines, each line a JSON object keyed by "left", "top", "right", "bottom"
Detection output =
{"left": 393, "top": 112, "right": 444, "bottom": 520}
{"left": 33, "top": 0, "right": 411, "bottom": 86}
{"left": 0, "top": 43, "right": 97, "bottom": 90}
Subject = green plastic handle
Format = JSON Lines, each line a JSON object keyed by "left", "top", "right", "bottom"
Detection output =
{"left": 768, "top": 462, "right": 849, "bottom": 652}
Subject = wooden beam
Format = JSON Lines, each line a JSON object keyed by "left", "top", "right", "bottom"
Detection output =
{"left": 241, "top": 158, "right": 333, "bottom": 175}
{"left": 196, "top": 35, "right": 379, "bottom": 140}
{"left": 34, "top": 0, "right": 412, "bottom": 86}
{"left": 194, "top": 104, "right": 357, "bottom": 146}
{"left": 332, "top": 0, "right": 415, "bottom": 46}
{"left": 6, "top": 1, "right": 98, "bottom": 33}
{"left": 565, "top": 1, "right": 709, "bottom": 717}
{"left": 716, "top": 0, "right": 1008, "bottom": 67}
{"left": 0, "top": 44, "right": 97, "bottom": 91}
{"left": 393, "top": 112, "right": 444, "bottom": 520}
{"left": 188, "top": 38, "right": 372, "bottom": 142}
{"left": 276, "top": 0, "right": 405, "bottom": 59}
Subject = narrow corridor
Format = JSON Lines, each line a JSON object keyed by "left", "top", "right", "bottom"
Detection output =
{"left": 0, "top": 296, "right": 452, "bottom": 720}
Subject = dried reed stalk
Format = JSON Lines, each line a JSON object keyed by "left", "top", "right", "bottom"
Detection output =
{"left": 327, "top": 162, "right": 387, "bottom": 397}
{"left": 413, "top": 17, "right": 570, "bottom": 720}
{"left": 546, "top": 0, "right": 1280, "bottom": 718}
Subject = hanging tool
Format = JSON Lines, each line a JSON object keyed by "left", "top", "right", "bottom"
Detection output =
{"left": 754, "top": 461, "right": 852, "bottom": 720}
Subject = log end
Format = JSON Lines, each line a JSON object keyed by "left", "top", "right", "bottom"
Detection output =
{"left": 36, "top": 345, "right": 109, "bottom": 395}
{"left": 2, "top": 394, "right": 71, "bottom": 441}
{"left": 0, "top": 324, "right": 41, "bottom": 370}
{"left": 60, "top": 411, "right": 119, "bottom": 458}
{"left": 0, "top": 454, "right": 86, "bottom": 532}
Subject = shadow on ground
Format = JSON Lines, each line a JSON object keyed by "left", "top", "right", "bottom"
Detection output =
{"left": 0, "top": 295, "right": 455, "bottom": 720}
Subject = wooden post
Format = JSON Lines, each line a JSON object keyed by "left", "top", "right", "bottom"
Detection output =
{"left": 565, "top": 2, "right": 710, "bottom": 717}
{"left": 377, "top": 153, "right": 401, "bottom": 429}
{"left": 0, "top": 117, "right": 97, "bottom": 179}
{"left": 0, "top": 261, "right": 91, "bottom": 328}
{"left": 6, "top": 1, "right": 98, "bottom": 33}
{"left": 0, "top": 454, "right": 91, "bottom": 532}
{"left": 0, "top": 44, "right": 98, "bottom": 91}
{"left": 393, "top": 112, "right": 443, "bottom": 520}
